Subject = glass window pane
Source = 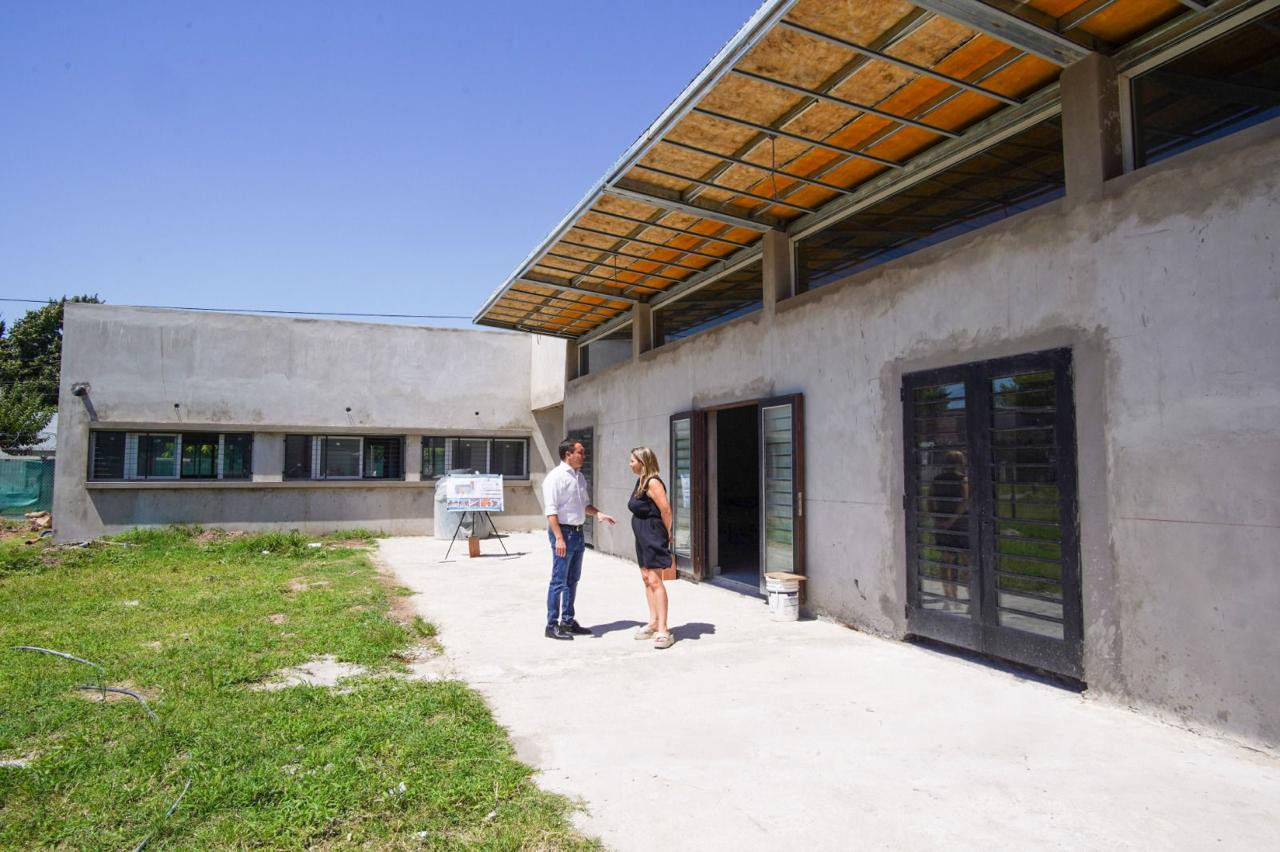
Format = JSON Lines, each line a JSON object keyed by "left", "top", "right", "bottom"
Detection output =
{"left": 323, "top": 437, "right": 361, "bottom": 478}
{"left": 222, "top": 434, "right": 252, "bottom": 479}
{"left": 141, "top": 435, "right": 177, "bottom": 478}
{"left": 654, "top": 262, "right": 763, "bottom": 345}
{"left": 797, "top": 119, "right": 1064, "bottom": 292}
{"left": 762, "top": 404, "right": 796, "bottom": 574}
{"left": 450, "top": 438, "right": 489, "bottom": 473}
{"left": 363, "top": 437, "right": 402, "bottom": 479}
{"left": 671, "top": 418, "right": 692, "bottom": 558}
{"left": 492, "top": 439, "right": 526, "bottom": 478}
{"left": 1132, "top": 10, "right": 1280, "bottom": 167}
{"left": 181, "top": 433, "right": 219, "bottom": 479}
{"left": 90, "top": 432, "right": 125, "bottom": 480}
{"left": 422, "top": 437, "right": 445, "bottom": 478}
{"left": 284, "top": 435, "right": 311, "bottom": 480}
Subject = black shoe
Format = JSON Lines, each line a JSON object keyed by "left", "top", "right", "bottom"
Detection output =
{"left": 561, "top": 619, "right": 592, "bottom": 636}
{"left": 544, "top": 623, "right": 574, "bottom": 641}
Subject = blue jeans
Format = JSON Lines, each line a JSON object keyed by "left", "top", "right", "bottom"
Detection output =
{"left": 547, "top": 526, "right": 585, "bottom": 625}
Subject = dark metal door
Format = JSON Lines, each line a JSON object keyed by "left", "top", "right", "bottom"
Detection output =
{"left": 568, "top": 426, "right": 595, "bottom": 548}
{"left": 670, "top": 411, "right": 707, "bottom": 580}
{"left": 903, "top": 348, "right": 1082, "bottom": 679}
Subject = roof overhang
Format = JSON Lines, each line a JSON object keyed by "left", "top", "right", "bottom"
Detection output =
{"left": 475, "top": 0, "right": 1267, "bottom": 339}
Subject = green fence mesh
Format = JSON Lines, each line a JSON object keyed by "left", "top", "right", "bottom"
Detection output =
{"left": 0, "top": 458, "right": 55, "bottom": 516}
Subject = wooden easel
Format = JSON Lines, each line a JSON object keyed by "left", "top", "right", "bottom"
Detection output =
{"left": 442, "top": 511, "right": 510, "bottom": 560}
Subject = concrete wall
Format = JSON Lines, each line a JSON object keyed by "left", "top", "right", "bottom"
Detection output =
{"left": 560, "top": 119, "right": 1280, "bottom": 750}
{"left": 55, "top": 306, "right": 560, "bottom": 539}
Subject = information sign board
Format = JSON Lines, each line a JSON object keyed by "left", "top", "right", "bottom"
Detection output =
{"left": 445, "top": 474, "right": 504, "bottom": 512}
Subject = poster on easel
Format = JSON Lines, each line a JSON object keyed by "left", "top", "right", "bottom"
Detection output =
{"left": 445, "top": 474, "right": 504, "bottom": 512}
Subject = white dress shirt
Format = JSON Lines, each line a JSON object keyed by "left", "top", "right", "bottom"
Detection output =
{"left": 543, "top": 460, "right": 590, "bottom": 526}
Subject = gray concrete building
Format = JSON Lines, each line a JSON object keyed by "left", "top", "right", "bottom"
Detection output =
{"left": 55, "top": 0, "right": 1279, "bottom": 754}
{"left": 471, "top": 0, "right": 1280, "bottom": 752}
{"left": 54, "top": 306, "right": 567, "bottom": 539}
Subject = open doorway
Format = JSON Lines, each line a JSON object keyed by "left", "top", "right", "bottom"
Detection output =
{"left": 714, "top": 404, "right": 760, "bottom": 589}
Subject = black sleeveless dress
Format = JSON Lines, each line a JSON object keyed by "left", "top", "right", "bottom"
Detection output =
{"left": 628, "top": 477, "right": 673, "bottom": 569}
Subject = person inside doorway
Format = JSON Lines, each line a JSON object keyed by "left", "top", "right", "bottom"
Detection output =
{"left": 543, "top": 438, "right": 615, "bottom": 640}
{"left": 627, "top": 446, "right": 675, "bottom": 649}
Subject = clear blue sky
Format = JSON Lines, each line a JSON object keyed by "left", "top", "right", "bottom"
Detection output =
{"left": 0, "top": 1, "right": 764, "bottom": 329}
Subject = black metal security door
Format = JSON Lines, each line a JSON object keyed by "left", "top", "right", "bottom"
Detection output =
{"left": 568, "top": 427, "right": 595, "bottom": 547}
{"left": 903, "top": 348, "right": 1082, "bottom": 679}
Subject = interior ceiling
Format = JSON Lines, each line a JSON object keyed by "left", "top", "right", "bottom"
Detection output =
{"left": 473, "top": 0, "right": 1208, "bottom": 340}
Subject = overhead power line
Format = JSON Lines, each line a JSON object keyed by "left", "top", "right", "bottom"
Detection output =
{"left": 0, "top": 298, "right": 471, "bottom": 321}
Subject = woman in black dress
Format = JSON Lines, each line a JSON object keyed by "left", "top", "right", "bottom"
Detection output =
{"left": 627, "top": 446, "right": 675, "bottom": 649}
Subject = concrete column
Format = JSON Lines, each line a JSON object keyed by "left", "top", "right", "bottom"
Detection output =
{"left": 632, "top": 304, "right": 653, "bottom": 360}
{"left": 253, "top": 431, "right": 284, "bottom": 482}
{"left": 566, "top": 339, "right": 580, "bottom": 382}
{"left": 761, "top": 228, "right": 793, "bottom": 312}
{"left": 403, "top": 434, "right": 422, "bottom": 481}
{"left": 1060, "top": 52, "right": 1122, "bottom": 203}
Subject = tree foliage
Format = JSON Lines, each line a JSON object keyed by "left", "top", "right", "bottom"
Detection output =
{"left": 0, "top": 295, "right": 101, "bottom": 409}
{"left": 0, "top": 382, "right": 54, "bottom": 452}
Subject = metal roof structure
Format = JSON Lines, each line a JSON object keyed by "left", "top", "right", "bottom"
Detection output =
{"left": 474, "top": 0, "right": 1264, "bottom": 340}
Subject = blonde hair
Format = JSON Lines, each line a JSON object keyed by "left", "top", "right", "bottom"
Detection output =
{"left": 630, "top": 446, "right": 662, "bottom": 498}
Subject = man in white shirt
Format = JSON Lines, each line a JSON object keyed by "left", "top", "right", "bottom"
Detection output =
{"left": 542, "top": 438, "right": 615, "bottom": 640}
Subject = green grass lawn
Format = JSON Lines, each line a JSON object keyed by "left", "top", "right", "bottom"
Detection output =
{"left": 0, "top": 525, "right": 594, "bottom": 850}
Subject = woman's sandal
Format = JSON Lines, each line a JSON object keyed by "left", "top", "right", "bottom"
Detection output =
{"left": 634, "top": 625, "right": 656, "bottom": 640}
{"left": 653, "top": 632, "right": 674, "bottom": 650}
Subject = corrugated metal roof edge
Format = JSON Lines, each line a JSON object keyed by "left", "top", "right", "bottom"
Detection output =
{"left": 472, "top": 0, "right": 797, "bottom": 329}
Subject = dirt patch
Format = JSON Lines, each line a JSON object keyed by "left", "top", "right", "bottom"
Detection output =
{"left": 267, "top": 613, "right": 288, "bottom": 625}
{"left": 369, "top": 550, "right": 423, "bottom": 628}
{"left": 326, "top": 538, "right": 375, "bottom": 549}
{"left": 249, "top": 655, "right": 368, "bottom": 691}
{"left": 143, "top": 641, "right": 164, "bottom": 651}
{"left": 287, "top": 578, "right": 331, "bottom": 593}
{"left": 0, "top": 752, "right": 37, "bottom": 769}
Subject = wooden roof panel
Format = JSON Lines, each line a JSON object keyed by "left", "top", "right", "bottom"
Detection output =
{"left": 477, "top": 0, "right": 1208, "bottom": 336}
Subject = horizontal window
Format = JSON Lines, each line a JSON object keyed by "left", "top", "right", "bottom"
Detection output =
{"left": 795, "top": 118, "right": 1065, "bottom": 293}
{"left": 421, "top": 436, "right": 529, "bottom": 479}
{"left": 1131, "top": 9, "right": 1280, "bottom": 168}
{"left": 89, "top": 431, "right": 254, "bottom": 481}
{"left": 653, "top": 261, "right": 763, "bottom": 347}
{"left": 284, "top": 435, "right": 404, "bottom": 481}
{"left": 579, "top": 325, "right": 631, "bottom": 376}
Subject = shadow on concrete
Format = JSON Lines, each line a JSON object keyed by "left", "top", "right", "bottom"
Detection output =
{"left": 587, "top": 619, "right": 645, "bottom": 637}
{"left": 672, "top": 622, "right": 716, "bottom": 641}
{"left": 906, "top": 635, "right": 1085, "bottom": 693}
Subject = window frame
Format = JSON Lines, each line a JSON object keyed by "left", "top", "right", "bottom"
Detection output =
{"left": 318, "top": 435, "right": 364, "bottom": 480}
{"left": 87, "top": 430, "right": 254, "bottom": 482}
{"left": 420, "top": 436, "right": 530, "bottom": 480}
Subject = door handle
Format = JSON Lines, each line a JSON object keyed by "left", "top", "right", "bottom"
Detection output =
{"left": 797, "top": 491, "right": 803, "bottom": 518}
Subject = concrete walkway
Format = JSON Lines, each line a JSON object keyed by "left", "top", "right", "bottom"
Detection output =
{"left": 379, "top": 533, "right": 1280, "bottom": 851}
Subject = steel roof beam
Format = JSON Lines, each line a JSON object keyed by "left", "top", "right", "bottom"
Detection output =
{"left": 556, "top": 237, "right": 710, "bottom": 273}
{"left": 605, "top": 182, "right": 776, "bottom": 231}
{"left": 509, "top": 279, "right": 640, "bottom": 305}
{"left": 539, "top": 251, "right": 690, "bottom": 284}
{"left": 778, "top": 19, "right": 1024, "bottom": 105}
{"left": 586, "top": 208, "right": 755, "bottom": 248}
{"left": 906, "top": 1, "right": 1092, "bottom": 66}
{"left": 522, "top": 270, "right": 662, "bottom": 294}
{"left": 568, "top": 223, "right": 739, "bottom": 261}
{"left": 692, "top": 107, "right": 904, "bottom": 169}
{"left": 660, "top": 138, "right": 863, "bottom": 198}
{"left": 1057, "top": 0, "right": 1124, "bottom": 32}
{"left": 531, "top": 262, "right": 683, "bottom": 289}
{"left": 630, "top": 163, "right": 816, "bottom": 213}
{"left": 501, "top": 292, "right": 628, "bottom": 319}
{"left": 729, "top": 68, "right": 961, "bottom": 138}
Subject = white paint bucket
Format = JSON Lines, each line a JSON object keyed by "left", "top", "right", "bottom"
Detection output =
{"left": 765, "top": 574, "right": 801, "bottom": 622}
